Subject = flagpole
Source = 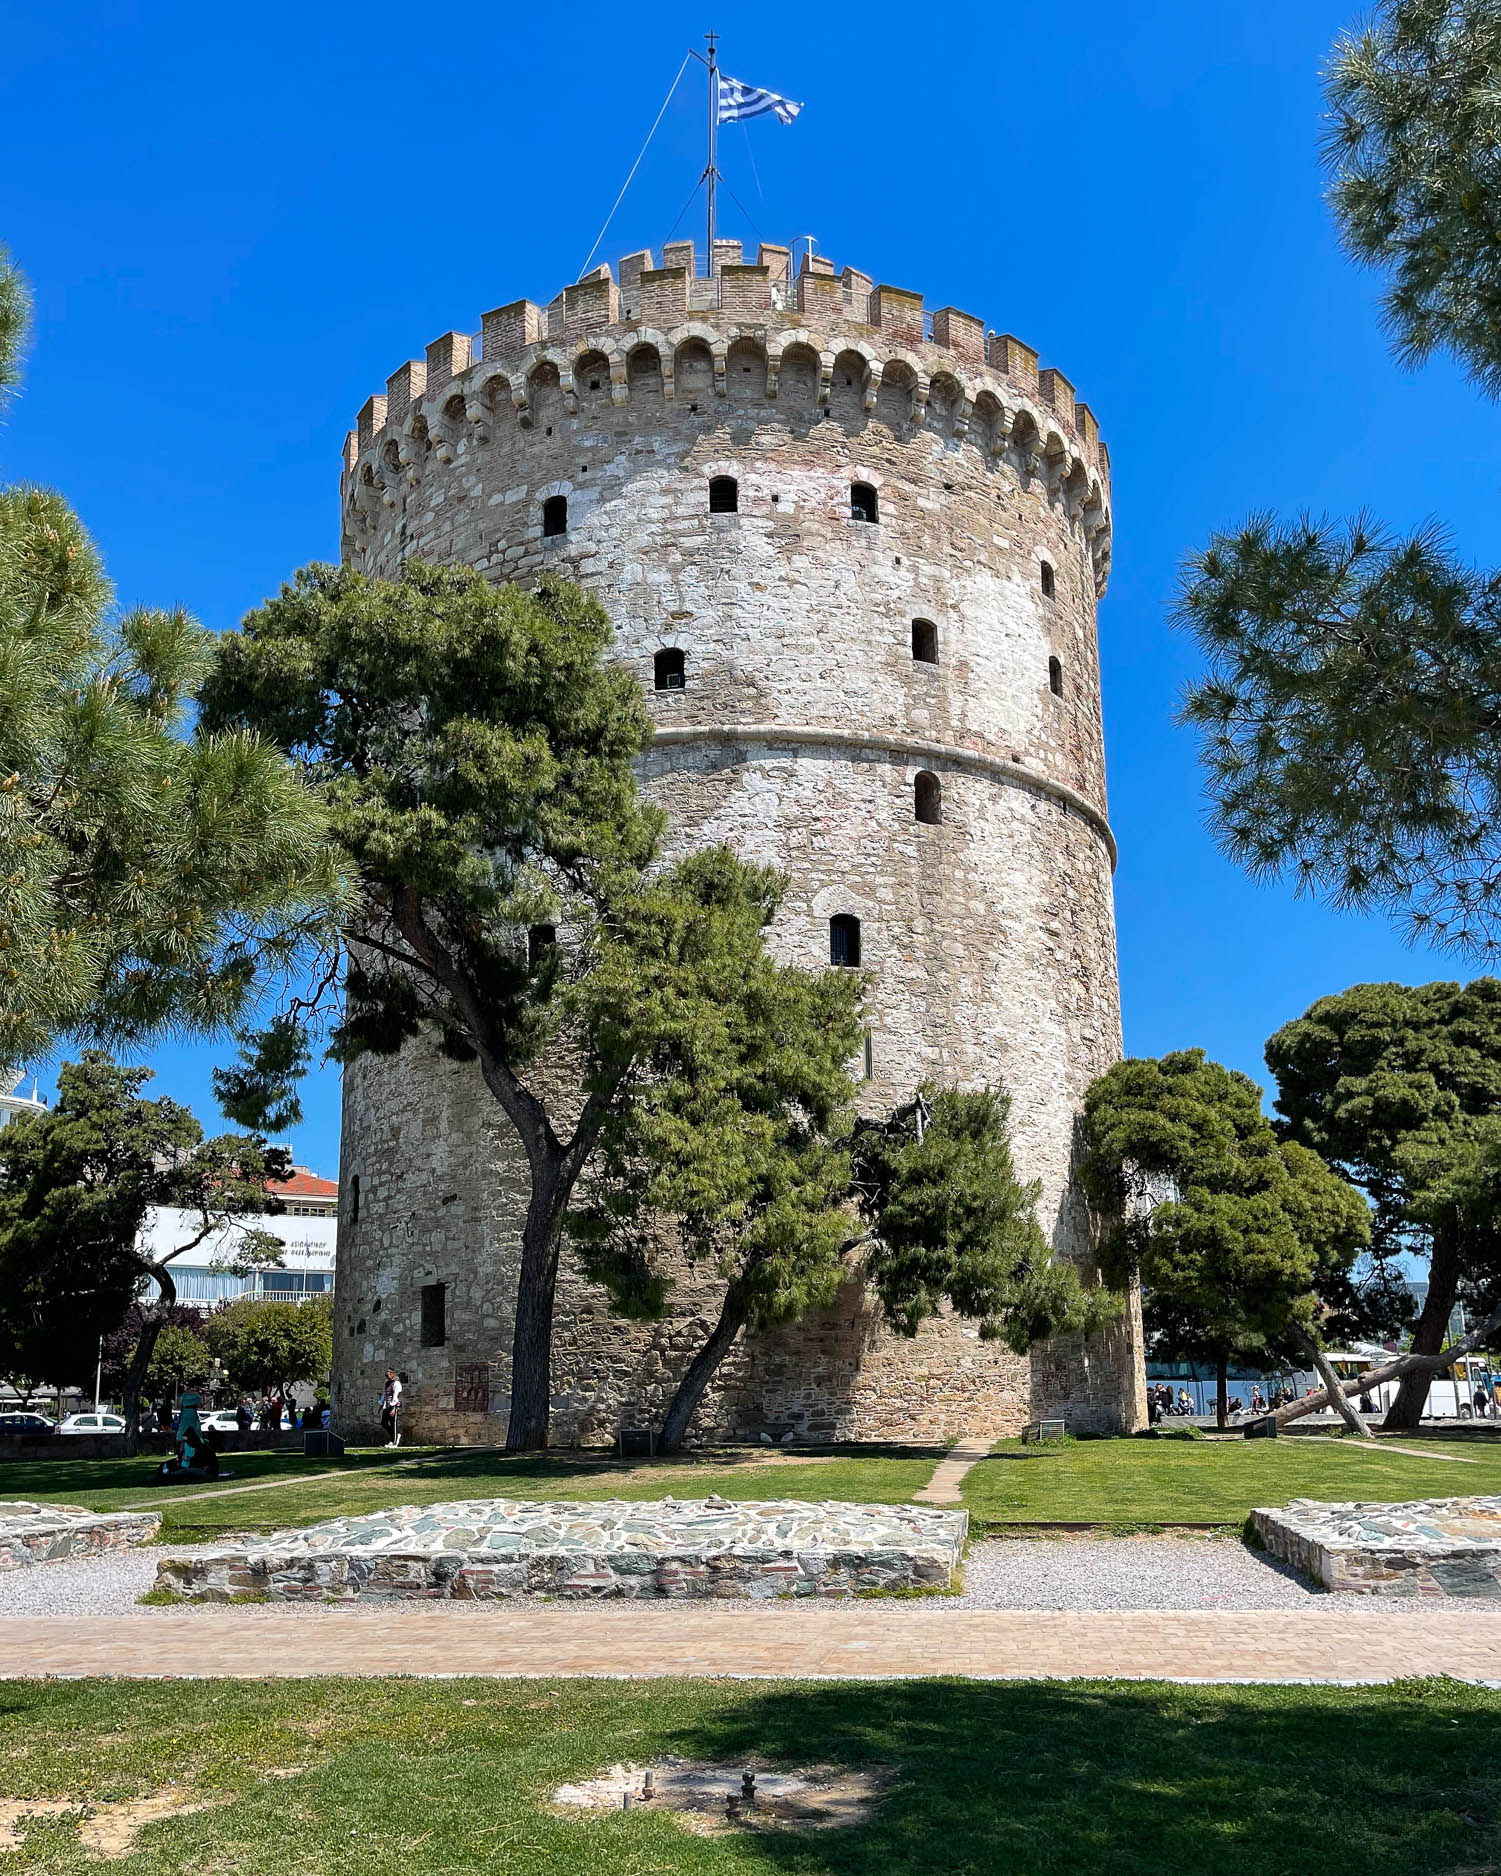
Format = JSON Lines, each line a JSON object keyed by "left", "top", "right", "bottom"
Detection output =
{"left": 704, "top": 30, "right": 718, "bottom": 274}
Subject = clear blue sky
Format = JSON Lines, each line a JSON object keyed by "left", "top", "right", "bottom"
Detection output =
{"left": 3, "top": 0, "right": 1495, "bottom": 1177}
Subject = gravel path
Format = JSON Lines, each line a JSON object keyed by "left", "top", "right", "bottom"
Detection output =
{"left": 948, "top": 1534, "right": 1323, "bottom": 1610}
{"left": 0, "top": 1546, "right": 212, "bottom": 1619}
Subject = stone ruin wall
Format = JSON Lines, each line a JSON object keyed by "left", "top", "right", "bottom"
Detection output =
{"left": 330, "top": 238, "right": 1146, "bottom": 1446}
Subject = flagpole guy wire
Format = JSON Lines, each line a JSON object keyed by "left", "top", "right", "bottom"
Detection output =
{"left": 578, "top": 50, "right": 694, "bottom": 278}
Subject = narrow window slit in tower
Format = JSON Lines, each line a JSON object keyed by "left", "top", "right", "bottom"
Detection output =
{"left": 709, "top": 476, "right": 738, "bottom": 513}
{"left": 420, "top": 1282, "right": 447, "bottom": 1349}
{"left": 1040, "top": 560, "right": 1055, "bottom": 598}
{"left": 1049, "top": 656, "right": 1064, "bottom": 697}
{"left": 912, "top": 619, "right": 938, "bottom": 665}
{"left": 830, "top": 914, "right": 862, "bottom": 967}
{"left": 542, "top": 494, "right": 568, "bottom": 537}
{"left": 654, "top": 648, "right": 686, "bottom": 691}
{"left": 915, "top": 772, "right": 942, "bottom": 825}
{"left": 348, "top": 1173, "right": 360, "bottom": 1225}
{"left": 850, "top": 482, "right": 878, "bottom": 523}
{"left": 863, "top": 1033, "right": 874, "bottom": 1081}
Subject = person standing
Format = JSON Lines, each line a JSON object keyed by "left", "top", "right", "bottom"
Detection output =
{"left": 380, "top": 1369, "right": 403, "bottom": 1447}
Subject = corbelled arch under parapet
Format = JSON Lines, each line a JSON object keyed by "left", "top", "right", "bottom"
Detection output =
{"left": 342, "top": 246, "right": 1114, "bottom": 599}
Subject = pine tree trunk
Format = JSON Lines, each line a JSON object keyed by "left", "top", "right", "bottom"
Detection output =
{"left": 505, "top": 1171, "right": 566, "bottom": 1453}
{"left": 1290, "top": 1324, "right": 1374, "bottom": 1439}
{"left": 658, "top": 1289, "right": 750, "bottom": 1456}
{"left": 120, "top": 1270, "right": 176, "bottom": 1458}
{"left": 1216, "top": 1356, "right": 1228, "bottom": 1431}
{"left": 1383, "top": 1226, "right": 1461, "bottom": 1432}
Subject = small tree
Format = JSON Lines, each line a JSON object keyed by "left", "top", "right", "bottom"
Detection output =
{"left": 1081, "top": 1050, "right": 1371, "bottom": 1427}
{"left": 579, "top": 1062, "right": 1121, "bottom": 1450}
{"left": 0, "top": 1055, "right": 287, "bottom": 1450}
{"left": 568, "top": 852, "right": 864, "bottom": 1452}
{"left": 206, "top": 1295, "right": 332, "bottom": 1402}
{"left": 855, "top": 1087, "right": 1120, "bottom": 1352}
{"left": 102, "top": 1303, "right": 210, "bottom": 1403}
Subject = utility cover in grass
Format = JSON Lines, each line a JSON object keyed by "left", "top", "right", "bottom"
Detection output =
{"left": 153, "top": 1496, "right": 968, "bottom": 1602}
{"left": 553, "top": 1757, "right": 895, "bottom": 1831}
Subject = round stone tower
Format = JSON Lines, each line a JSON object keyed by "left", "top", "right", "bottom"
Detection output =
{"left": 332, "top": 238, "right": 1145, "bottom": 1445}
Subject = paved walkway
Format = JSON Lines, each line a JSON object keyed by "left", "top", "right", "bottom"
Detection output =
{"left": 914, "top": 1435, "right": 992, "bottom": 1503}
{"left": 4, "top": 1605, "right": 1499, "bottom": 1684}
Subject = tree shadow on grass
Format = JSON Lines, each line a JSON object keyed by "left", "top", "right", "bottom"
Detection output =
{"left": 655, "top": 1678, "right": 1501, "bottom": 1876}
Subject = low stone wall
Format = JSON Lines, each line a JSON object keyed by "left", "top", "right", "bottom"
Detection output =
{"left": 0, "top": 1429, "right": 308, "bottom": 1463}
{"left": 0, "top": 1501, "right": 161, "bottom": 1570}
{"left": 154, "top": 1497, "right": 968, "bottom": 1603}
{"left": 0, "top": 1435, "right": 127, "bottom": 1461}
{"left": 1253, "top": 1495, "right": 1501, "bottom": 1598}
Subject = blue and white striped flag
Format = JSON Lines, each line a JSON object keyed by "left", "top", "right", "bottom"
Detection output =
{"left": 717, "top": 75, "right": 803, "bottom": 126}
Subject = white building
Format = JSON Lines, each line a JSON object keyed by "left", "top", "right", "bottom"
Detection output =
{"left": 0, "top": 1073, "right": 45, "bottom": 1129}
{"left": 141, "top": 1168, "right": 338, "bottom": 1306}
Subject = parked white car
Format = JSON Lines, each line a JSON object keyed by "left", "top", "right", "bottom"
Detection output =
{"left": 56, "top": 1412, "right": 127, "bottom": 1435}
{"left": 198, "top": 1411, "right": 242, "bottom": 1434}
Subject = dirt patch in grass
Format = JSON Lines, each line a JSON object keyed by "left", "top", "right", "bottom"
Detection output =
{"left": 0, "top": 1768, "right": 305, "bottom": 1859}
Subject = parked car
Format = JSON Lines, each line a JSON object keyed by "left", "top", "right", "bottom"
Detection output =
{"left": 199, "top": 1410, "right": 242, "bottom": 1434}
{"left": 56, "top": 1412, "right": 127, "bottom": 1435}
{"left": 0, "top": 1411, "right": 56, "bottom": 1434}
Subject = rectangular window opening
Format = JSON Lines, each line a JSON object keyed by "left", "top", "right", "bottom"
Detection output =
{"left": 420, "top": 1281, "right": 447, "bottom": 1349}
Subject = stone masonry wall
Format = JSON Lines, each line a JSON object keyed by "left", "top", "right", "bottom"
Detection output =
{"left": 331, "top": 242, "right": 1144, "bottom": 1446}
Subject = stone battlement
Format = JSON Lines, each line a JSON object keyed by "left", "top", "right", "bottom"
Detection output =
{"left": 343, "top": 243, "right": 1111, "bottom": 589}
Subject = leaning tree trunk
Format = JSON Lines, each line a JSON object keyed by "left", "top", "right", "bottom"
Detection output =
{"left": 1216, "top": 1356, "right": 1228, "bottom": 1431}
{"left": 119, "top": 1267, "right": 176, "bottom": 1458}
{"left": 505, "top": 1171, "right": 569, "bottom": 1453}
{"left": 1290, "top": 1324, "right": 1373, "bottom": 1439}
{"left": 658, "top": 1288, "right": 751, "bottom": 1456}
{"left": 1383, "top": 1226, "right": 1461, "bottom": 1432}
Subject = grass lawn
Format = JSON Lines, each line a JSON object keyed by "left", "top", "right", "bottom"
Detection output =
{"left": 0, "top": 1447, "right": 939, "bottom": 1544}
{"left": 0, "top": 1675, "right": 1497, "bottom": 1874}
{"left": 963, "top": 1433, "right": 1501, "bottom": 1528}
{"left": 8, "top": 1432, "right": 1497, "bottom": 1545}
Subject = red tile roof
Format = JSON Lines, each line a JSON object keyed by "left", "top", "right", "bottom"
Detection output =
{"left": 267, "top": 1167, "right": 339, "bottom": 1199}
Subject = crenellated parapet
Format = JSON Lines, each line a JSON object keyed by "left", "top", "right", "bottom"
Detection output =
{"left": 342, "top": 241, "right": 1114, "bottom": 597}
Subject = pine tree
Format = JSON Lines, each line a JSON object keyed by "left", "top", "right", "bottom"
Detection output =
{"left": 1267, "top": 978, "right": 1501, "bottom": 1427}
{"left": 0, "top": 245, "right": 340, "bottom": 1069}
{"left": 1081, "top": 1050, "right": 1371, "bottom": 1428}
{"left": 1175, "top": 4, "right": 1501, "bottom": 952}
{"left": 201, "top": 560, "right": 882, "bottom": 1451}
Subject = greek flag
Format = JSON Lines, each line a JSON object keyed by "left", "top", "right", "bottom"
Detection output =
{"left": 717, "top": 75, "right": 803, "bottom": 126}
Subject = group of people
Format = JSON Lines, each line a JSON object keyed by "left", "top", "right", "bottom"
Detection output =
{"left": 232, "top": 1395, "right": 302, "bottom": 1432}
{"left": 1147, "top": 1381, "right": 1300, "bottom": 1424}
{"left": 1146, "top": 1385, "right": 1197, "bottom": 1422}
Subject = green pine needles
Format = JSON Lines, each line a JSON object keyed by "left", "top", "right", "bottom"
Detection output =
{"left": 1325, "top": 0, "right": 1501, "bottom": 396}
{"left": 1176, "top": 3, "right": 1501, "bottom": 956}
{"left": 0, "top": 247, "right": 342, "bottom": 1073}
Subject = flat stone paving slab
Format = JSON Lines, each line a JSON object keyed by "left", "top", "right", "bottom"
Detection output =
{"left": 0, "top": 1501, "right": 160, "bottom": 1571}
{"left": 153, "top": 1497, "right": 967, "bottom": 1603}
{"left": 1253, "top": 1495, "right": 1501, "bottom": 1597}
